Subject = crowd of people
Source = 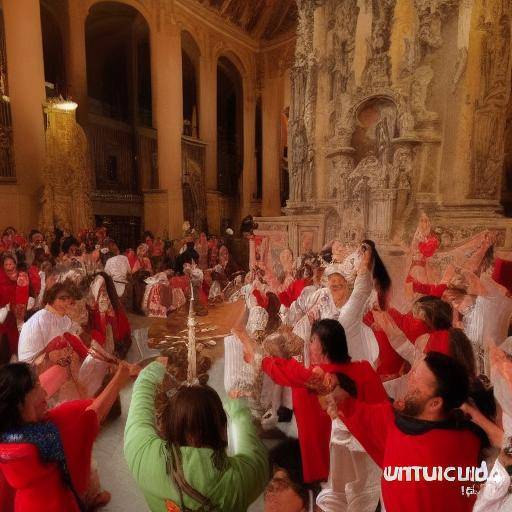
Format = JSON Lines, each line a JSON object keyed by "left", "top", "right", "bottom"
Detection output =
{"left": 0, "top": 215, "right": 511, "bottom": 511}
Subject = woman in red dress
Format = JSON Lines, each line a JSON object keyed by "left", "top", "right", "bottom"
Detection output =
{"left": 0, "top": 360, "right": 138, "bottom": 512}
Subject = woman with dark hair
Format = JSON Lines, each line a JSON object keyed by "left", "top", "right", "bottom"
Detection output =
{"left": 124, "top": 359, "right": 269, "bottom": 511}
{"left": 239, "top": 318, "right": 386, "bottom": 484}
{"left": 0, "top": 360, "right": 137, "bottom": 511}
{"left": 0, "top": 253, "right": 38, "bottom": 362}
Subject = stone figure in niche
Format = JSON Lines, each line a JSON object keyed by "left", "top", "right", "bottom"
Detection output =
{"left": 411, "top": 64, "right": 438, "bottom": 123}
{"left": 351, "top": 98, "right": 397, "bottom": 166}
{"left": 391, "top": 146, "right": 413, "bottom": 219}
{"left": 415, "top": 0, "right": 459, "bottom": 52}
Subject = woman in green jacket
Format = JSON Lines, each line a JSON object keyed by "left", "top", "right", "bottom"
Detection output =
{"left": 124, "top": 360, "right": 269, "bottom": 511}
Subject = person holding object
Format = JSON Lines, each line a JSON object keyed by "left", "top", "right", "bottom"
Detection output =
{"left": 0, "top": 360, "right": 139, "bottom": 512}
{"left": 124, "top": 357, "right": 269, "bottom": 511}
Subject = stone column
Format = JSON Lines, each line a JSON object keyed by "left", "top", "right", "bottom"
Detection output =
{"left": 199, "top": 51, "right": 217, "bottom": 191}
{"left": 261, "top": 75, "right": 283, "bottom": 216}
{"left": 241, "top": 77, "right": 257, "bottom": 219}
{"left": 150, "top": 22, "right": 184, "bottom": 238}
{"left": 3, "top": 0, "right": 47, "bottom": 229}
{"left": 66, "top": 0, "right": 89, "bottom": 126}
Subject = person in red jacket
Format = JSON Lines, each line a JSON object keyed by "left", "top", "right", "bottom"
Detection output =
{"left": 240, "top": 318, "right": 387, "bottom": 484}
{"left": 0, "top": 360, "right": 139, "bottom": 512}
{"left": 327, "top": 351, "right": 483, "bottom": 512}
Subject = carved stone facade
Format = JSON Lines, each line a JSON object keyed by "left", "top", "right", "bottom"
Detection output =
{"left": 281, "top": 0, "right": 512, "bottom": 249}
{"left": 40, "top": 101, "right": 93, "bottom": 234}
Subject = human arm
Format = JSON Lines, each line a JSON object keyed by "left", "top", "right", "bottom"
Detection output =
{"left": 338, "top": 249, "right": 373, "bottom": 328}
{"left": 87, "top": 361, "right": 139, "bottom": 423}
{"left": 372, "top": 310, "right": 421, "bottom": 364}
{"left": 123, "top": 361, "right": 171, "bottom": 496}
{"left": 460, "top": 402, "right": 504, "bottom": 449}
{"left": 222, "top": 398, "right": 270, "bottom": 507}
{"left": 261, "top": 356, "right": 316, "bottom": 388}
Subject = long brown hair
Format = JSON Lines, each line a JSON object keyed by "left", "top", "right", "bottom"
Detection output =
{"left": 161, "top": 384, "right": 228, "bottom": 471}
{"left": 416, "top": 296, "right": 476, "bottom": 377}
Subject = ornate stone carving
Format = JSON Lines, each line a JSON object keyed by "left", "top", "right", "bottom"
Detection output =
{"left": 361, "top": 0, "right": 397, "bottom": 91}
{"left": 288, "top": 0, "right": 319, "bottom": 202}
{"left": 470, "top": 8, "right": 512, "bottom": 199}
{"left": 411, "top": 64, "right": 438, "bottom": 123}
{"left": 40, "top": 101, "right": 93, "bottom": 234}
{"left": 414, "top": 0, "right": 460, "bottom": 52}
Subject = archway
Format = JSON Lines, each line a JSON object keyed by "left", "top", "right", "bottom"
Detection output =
{"left": 181, "top": 30, "right": 200, "bottom": 137}
{"left": 217, "top": 55, "right": 243, "bottom": 230}
{"left": 85, "top": 1, "right": 154, "bottom": 249}
{"left": 40, "top": 1, "right": 66, "bottom": 97}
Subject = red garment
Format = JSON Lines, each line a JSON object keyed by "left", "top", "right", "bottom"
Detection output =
{"left": 252, "top": 289, "right": 269, "bottom": 309}
{"left": 110, "top": 305, "right": 131, "bottom": 345}
{"left": 278, "top": 279, "right": 310, "bottom": 308}
{"left": 340, "top": 399, "right": 480, "bottom": 512}
{"left": 45, "top": 333, "right": 89, "bottom": 360}
{"left": 0, "top": 400, "right": 99, "bottom": 512}
{"left": 425, "top": 330, "right": 451, "bottom": 357}
{"left": 0, "top": 270, "right": 29, "bottom": 356}
{"left": 27, "top": 266, "right": 41, "bottom": 298}
{"left": 409, "top": 277, "right": 447, "bottom": 298}
{"left": 418, "top": 235, "right": 439, "bottom": 259}
{"left": 364, "top": 311, "right": 406, "bottom": 377}
{"left": 388, "top": 308, "right": 430, "bottom": 342}
{"left": 492, "top": 258, "right": 512, "bottom": 295}
{"left": 262, "top": 357, "right": 387, "bottom": 483}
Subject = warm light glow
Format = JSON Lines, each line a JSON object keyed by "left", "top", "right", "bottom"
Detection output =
{"left": 52, "top": 101, "right": 78, "bottom": 112}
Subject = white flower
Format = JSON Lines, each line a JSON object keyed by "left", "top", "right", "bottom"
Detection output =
{"left": 226, "top": 228, "right": 234, "bottom": 236}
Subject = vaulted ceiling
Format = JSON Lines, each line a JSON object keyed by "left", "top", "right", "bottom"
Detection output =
{"left": 195, "top": 0, "right": 297, "bottom": 40}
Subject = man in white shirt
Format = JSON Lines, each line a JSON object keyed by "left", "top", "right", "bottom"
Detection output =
{"left": 104, "top": 242, "right": 132, "bottom": 297}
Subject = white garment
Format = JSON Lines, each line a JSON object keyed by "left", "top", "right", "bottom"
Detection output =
{"left": 35, "top": 271, "right": 46, "bottom": 309}
{"left": 338, "top": 271, "right": 377, "bottom": 362}
{"left": 286, "top": 284, "right": 321, "bottom": 326}
{"left": 104, "top": 255, "right": 131, "bottom": 296}
{"left": 18, "top": 308, "right": 79, "bottom": 362}
{"left": 473, "top": 459, "right": 512, "bottom": 512}
{"left": 316, "top": 419, "right": 381, "bottom": 512}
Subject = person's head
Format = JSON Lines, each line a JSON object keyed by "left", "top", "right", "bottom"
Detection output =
{"left": 61, "top": 236, "right": 80, "bottom": 257}
{"left": 219, "top": 245, "right": 229, "bottom": 260}
{"left": 331, "top": 239, "right": 344, "bottom": 258}
{"left": 162, "top": 384, "right": 228, "bottom": 470}
{"left": 108, "top": 240, "right": 120, "bottom": 256}
{"left": 265, "top": 439, "right": 310, "bottom": 512}
{"left": 440, "top": 287, "right": 469, "bottom": 313}
{"left": 1, "top": 228, "right": 13, "bottom": 246}
{"left": 0, "top": 363, "right": 47, "bottom": 433}
{"left": 1, "top": 253, "right": 17, "bottom": 278}
{"left": 42, "top": 281, "right": 76, "bottom": 314}
{"left": 29, "top": 230, "right": 44, "bottom": 248}
{"left": 326, "top": 271, "right": 349, "bottom": 302}
{"left": 310, "top": 319, "right": 350, "bottom": 365}
{"left": 398, "top": 352, "right": 469, "bottom": 421}
{"left": 413, "top": 295, "right": 452, "bottom": 329}
{"left": 279, "top": 248, "right": 293, "bottom": 269}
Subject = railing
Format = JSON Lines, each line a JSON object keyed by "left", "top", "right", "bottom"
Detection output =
{"left": 87, "top": 113, "right": 157, "bottom": 192}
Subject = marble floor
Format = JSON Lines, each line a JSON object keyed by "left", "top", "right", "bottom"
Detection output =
{"left": 94, "top": 328, "right": 294, "bottom": 511}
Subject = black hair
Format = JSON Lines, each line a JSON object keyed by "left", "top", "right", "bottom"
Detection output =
{"left": 61, "top": 236, "right": 79, "bottom": 255}
{"left": 311, "top": 319, "right": 350, "bottom": 363}
{"left": 362, "top": 239, "right": 391, "bottom": 309}
{"left": 424, "top": 351, "right": 469, "bottom": 414}
{"left": 28, "top": 229, "right": 43, "bottom": 242}
{"left": 0, "top": 363, "right": 37, "bottom": 432}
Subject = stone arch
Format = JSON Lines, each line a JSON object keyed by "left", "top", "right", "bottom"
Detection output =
{"left": 85, "top": 0, "right": 153, "bottom": 30}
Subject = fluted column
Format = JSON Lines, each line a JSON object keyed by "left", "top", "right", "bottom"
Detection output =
{"left": 199, "top": 52, "right": 217, "bottom": 191}
{"left": 261, "top": 74, "right": 283, "bottom": 216}
{"left": 3, "top": 0, "right": 46, "bottom": 229}
{"left": 66, "top": 0, "right": 89, "bottom": 126}
{"left": 151, "top": 21, "right": 184, "bottom": 238}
